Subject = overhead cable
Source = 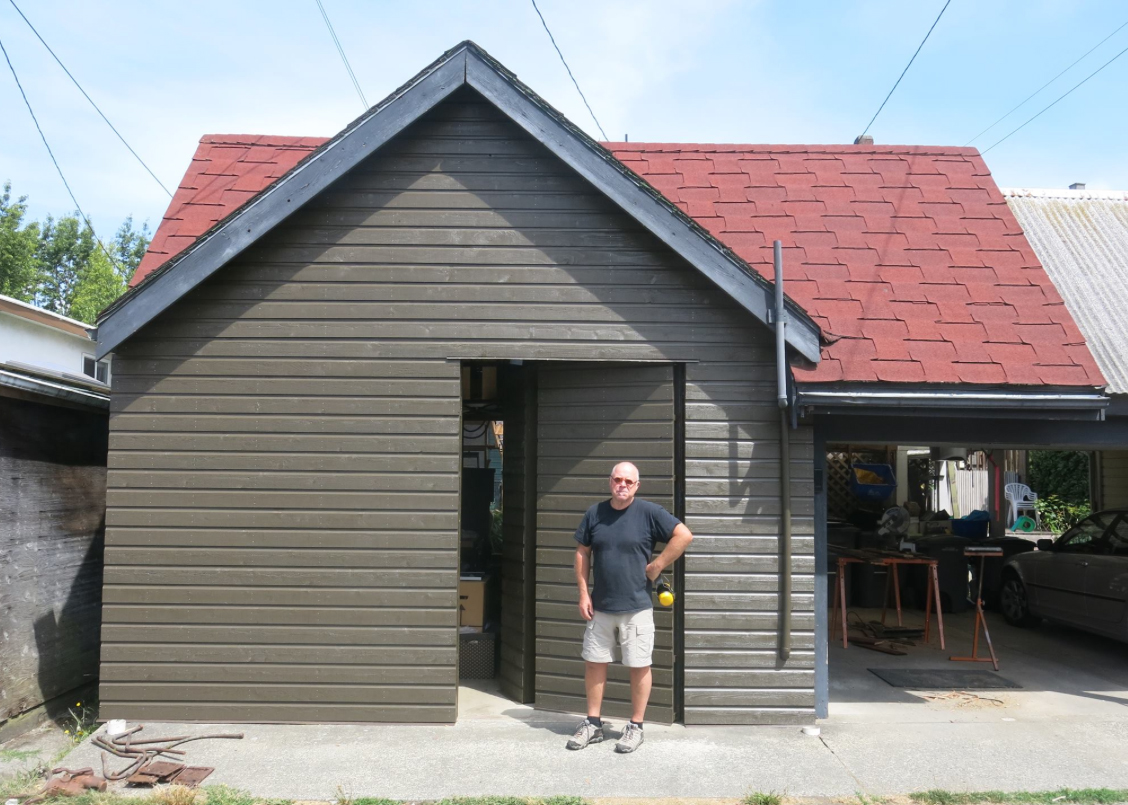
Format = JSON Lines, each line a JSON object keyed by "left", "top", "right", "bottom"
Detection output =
{"left": 0, "top": 34, "right": 123, "bottom": 273}
{"left": 982, "top": 41, "right": 1128, "bottom": 154}
{"left": 529, "top": 0, "right": 608, "bottom": 140}
{"left": 860, "top": 0, "right": 952, "bottom": 138}
{"left": 8, "top": 0, "right": 173, "bottom": 197}
{"left": 967, "top": 18, "right": 1128, "bottom": 145}
{"left": 314, "top": 0, "right": 368, "bottom": 110}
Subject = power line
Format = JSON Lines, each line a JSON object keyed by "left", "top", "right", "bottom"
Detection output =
{"left": 8, "top": 0, "right": 173, "bottom": 198}
{"left": 966, "top": 18, "right": 1128, "bottom": 145}
{"left": 314, "top": 0, "right": 368, "bottom": 111}
{"left": 1, "top": 33, "right": 123, "bottom": 273}
{"left": 983, "top": 41, "right": 1128, "bottom": 154}
{"left": 530, "top": 0, "right": 608, "bottom": 140}
{"left": 860, "top": 0, "right": 952, "bottom": 139}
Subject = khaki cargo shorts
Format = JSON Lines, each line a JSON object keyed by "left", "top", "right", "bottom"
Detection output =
{"left": 581, "top": 607, "right": 655, "bottom": 668}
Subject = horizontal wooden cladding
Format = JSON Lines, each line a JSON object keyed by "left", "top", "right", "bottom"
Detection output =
{"left": 129, "top": 320, "right": 761, "bottom": 345}
{"left": 112, "top": 376, "right": 457, "bottom": 397}
{"left": 107, "top": 489, "right": 455, "bottom": 510}
{"left": 104, "top": 547, "right": 455, "bottom": 570}
{"left": 537, "top": 675, "right": 673, "bottom": 708}
{"left": 109, "top": 453, "right": 458, "bottom": 473}
{"left": 110, "top": 433, "right": 458, "bottom": 454}
{"left": 186, "top": 279, "right": 727, "bottom": 308}
{"left": 685, "top": 573, "right": 815, "bottom": 594}
{"left": 684, "top": 592, "right": 815, "bottom": 611}
{"left": 102, "top": 663, "right": 455, "bottom": 685}
{"left": 685, "top": 688, "right": 815, "bottom": 708}
{"left": 102, "top": 624, "right": 454, "bottom": 646}
{"left": 686, "top": 631, "right": 815, "bottom": 651}
{"left": 108, "top": 470, "right": 459, "bottom": 493}
{"left": 103, "top": 566, "right": 454, "bottom": 588}
{"left": 98, "top": 702, "right": 454, "bottom": 724}
{"left": 102, "top": 585, "right": 454, "bottom": 608}
{"left": 115, "top": 357, "right": 456, "bottom": 379}
{"left": 685, "top": 669, "right": 814, "bottom": 688}
{"left": 683, "top": 707, "right": 814, "bottom": 726}
{"left": 174, "top": 263, "right": 705, "bottom": 289}
{"left": 686, "top": 612, "right": 815, "bottom": 632}
{"left": 683, "top": 519, "right": 815, "bottom": 538}
{"left": 107, "top": 510, "right": 456, "bottom": 531}
{"left": 105, "top": 529, "right": 455, "bottom": 550}
{"left": 101, "top": 643, "right": 454, "bottom": 666}
{"left": 685, "top": 555, "right": 816, "bottom": 574}
{"left": 113, "top": 395, "right": 460, "bottom": 418}
{"left": 685, "top": 649, "right": 815, "bottom": 670}
{"left": 101, "top": 682, "right": 455, "bottom": 705}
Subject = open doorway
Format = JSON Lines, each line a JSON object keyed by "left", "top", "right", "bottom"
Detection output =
{"left": 457, "top": 362, "right": 536, "bottom": 719}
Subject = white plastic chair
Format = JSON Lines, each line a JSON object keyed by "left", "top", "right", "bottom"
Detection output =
{"left": 1004, "top": 483, "right": 1039, "bottom": 528}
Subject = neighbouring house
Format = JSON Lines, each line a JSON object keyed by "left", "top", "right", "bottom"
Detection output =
{"left": 1004, "top": 187, "right": 1128, "bottom": 511}
{"left": 92, "top": 42, "right": 1117, "bottom": 726}
{"left": 0, "top": 295, "right": 108, "bottom": 734}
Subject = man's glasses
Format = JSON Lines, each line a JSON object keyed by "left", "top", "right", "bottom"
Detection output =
{"left": 611, "top": 476, "right": 638, "bottom": 488}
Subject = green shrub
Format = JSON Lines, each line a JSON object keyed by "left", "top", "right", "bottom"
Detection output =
{"left": 1035, "top": 494, "right": 1092, "bottom": 534}
{"left": 1028, "top": 451, "right": 1090, "bottom": 504}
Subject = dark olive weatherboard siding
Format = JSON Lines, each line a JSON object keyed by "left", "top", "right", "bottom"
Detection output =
{"left": 101, "top": 86, "right": 815, "bottom": 724}
{"left": 535, "top": 363, "right": 676, "bottom": 724}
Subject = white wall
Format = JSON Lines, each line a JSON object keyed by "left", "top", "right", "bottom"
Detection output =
{"left": 0, "top": 312, "right": 107, "bottom": 379}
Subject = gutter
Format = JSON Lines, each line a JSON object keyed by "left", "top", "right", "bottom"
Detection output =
{"left": 0, "top": 369, "right": 110, "bottom": 410}
{"left": 797, "top": 387, "right": 1108, "bottom": 413}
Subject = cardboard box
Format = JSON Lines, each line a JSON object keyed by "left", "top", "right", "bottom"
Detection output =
{"left": 459, "top": 575, "right": 489, "bottom": 627}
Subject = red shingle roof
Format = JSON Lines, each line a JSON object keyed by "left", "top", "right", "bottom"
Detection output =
{"left": 133, "top": 136, "right": 1104, "bottom": 388}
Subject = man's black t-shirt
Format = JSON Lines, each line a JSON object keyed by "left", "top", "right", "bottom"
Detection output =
{"left": 573, "top": 498, "right": 681, "bottom": 613}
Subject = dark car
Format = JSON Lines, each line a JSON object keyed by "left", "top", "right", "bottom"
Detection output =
{"left": 1000, "top": 509, "right": 1128, "bottom": 641}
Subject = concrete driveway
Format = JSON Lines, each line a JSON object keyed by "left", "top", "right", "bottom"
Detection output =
{"left": 60, "top": 611, "right": 1128, "bottom": 800}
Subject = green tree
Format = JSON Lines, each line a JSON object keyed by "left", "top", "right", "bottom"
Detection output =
{"left": 0, "top": 182, "right": 41, "bottom": 301}
{"left": 35, "top": 213, "right": 97, "bottom": 315}
{"left": 69, "top": 246, "right": 125, "bottom": 324}
{"left": 69, "top": 218, "right": 150, "bottom": 323}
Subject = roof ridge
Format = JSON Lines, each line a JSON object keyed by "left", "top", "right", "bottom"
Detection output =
{"left": 1003, "top": 187, "right": 1128, "bottom": 201}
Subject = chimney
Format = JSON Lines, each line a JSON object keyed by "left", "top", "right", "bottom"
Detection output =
{"left": 854, "top": 134, "right": 874, "bottom": 145}
{"left": 1070, "top": 182, "right": 1086, "bottom": 190}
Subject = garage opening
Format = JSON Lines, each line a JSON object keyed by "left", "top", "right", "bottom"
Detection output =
{"left": 824, "top": 442, "right": 1128, "bottom": 722}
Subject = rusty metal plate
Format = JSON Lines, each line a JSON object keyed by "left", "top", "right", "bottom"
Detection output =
{"left": 170, "top": 767, "right": 213, "bottom": 788}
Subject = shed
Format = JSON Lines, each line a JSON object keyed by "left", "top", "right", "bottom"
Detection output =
{"left": 94, "top": 42, "right": 1110, "bottom": 727}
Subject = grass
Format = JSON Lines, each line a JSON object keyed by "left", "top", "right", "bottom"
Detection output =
{"left": 744, "top": 793, "right": 785, "bottom": 805}
{"left": 910, "top": 791, "right": 1128, "bottom": 805}
{"left": 0, "top": 748, "right": 41, "bottom": 762}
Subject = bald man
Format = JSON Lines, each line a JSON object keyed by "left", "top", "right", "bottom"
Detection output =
{"left": 566, "top": 461, "right": 693, "bottom": 754}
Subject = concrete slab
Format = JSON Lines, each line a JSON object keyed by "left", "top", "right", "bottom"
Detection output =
{"left": 45, "top": 611, "right": 1128, "bottom": 800}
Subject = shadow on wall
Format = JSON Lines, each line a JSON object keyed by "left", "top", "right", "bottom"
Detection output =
{"left": 0, "top": 394, "right": 106, "bottom": 729}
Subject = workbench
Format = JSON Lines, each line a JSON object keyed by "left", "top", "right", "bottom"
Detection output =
{"left": 830, "top": 547, "right": 946, "bottom": 650}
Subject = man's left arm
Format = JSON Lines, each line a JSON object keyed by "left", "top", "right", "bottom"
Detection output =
{"left": 646, "top": 523, "right": 693, "bottom": 581}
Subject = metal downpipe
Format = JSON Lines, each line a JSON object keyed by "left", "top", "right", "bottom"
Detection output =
{"left": 774, "top": 240, "right": 792, "bottom": 662}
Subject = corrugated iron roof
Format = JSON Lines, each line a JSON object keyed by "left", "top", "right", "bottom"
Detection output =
{"left": 1005, "top": 188, "right": 1128, "bottom": 394}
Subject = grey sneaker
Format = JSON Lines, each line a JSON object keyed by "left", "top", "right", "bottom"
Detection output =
{"left": 566, "top": 719, "right": 604, "bottom": 750}
{"left": 615, "top": 722, "right": 644, "bottom": 753}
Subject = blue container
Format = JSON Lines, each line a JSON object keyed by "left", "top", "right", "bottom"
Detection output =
{"left": 849, "top": 463, "right": 897, "bottom": 502}
{"left": 951, "top": 518, "right": 989, "bottom": 540}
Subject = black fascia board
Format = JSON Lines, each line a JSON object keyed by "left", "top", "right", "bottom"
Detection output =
{"left": 94, "top": 41, "right": 822, "bottom": 362}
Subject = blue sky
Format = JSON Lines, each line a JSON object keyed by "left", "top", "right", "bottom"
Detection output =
{"left": 2, "top": 0, "right": 1127, "bottom": 241}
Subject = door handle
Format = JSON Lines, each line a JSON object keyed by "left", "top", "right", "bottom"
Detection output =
{"left": 1080, "top": 561, "right": 1090, "bottom": 567}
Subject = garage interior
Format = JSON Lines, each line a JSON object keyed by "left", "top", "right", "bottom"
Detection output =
{"left": 822, "top": 439, "right": 1128, "bottom": 723}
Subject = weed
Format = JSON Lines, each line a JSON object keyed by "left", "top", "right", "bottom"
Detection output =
{"left": 744, "top": 792, "right": 784, "bottom": 805}
{"left": 335, "top": 784, "right": 356, "bottom": 805}
{"left": 351, "top": 800, "right": 400, "bottom": 805}
{"left": 910, "top": 790, "right": 1128, "bottom": 805}
{"left": 0, "top": 767, "right": 46, "bottom": 799}
{"left": 61, "top": 699, "right": 99, "bottom": 744}
{"left": 0, "top": 748, "right": 41, "bottom": 762}
{"left": 202, "top": 785, "right": 261, "bottom": 805}
{"left": 153, "top": 785, "right": 201, "bottom": 805}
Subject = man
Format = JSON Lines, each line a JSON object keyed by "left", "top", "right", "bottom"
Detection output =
{"left": 566, "top": 461, "right": 693, "bottom": 754}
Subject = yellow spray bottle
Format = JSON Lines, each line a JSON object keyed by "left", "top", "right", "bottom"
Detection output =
{"left": 656, "top": 576, "right": 675, "bottom": 607}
